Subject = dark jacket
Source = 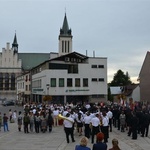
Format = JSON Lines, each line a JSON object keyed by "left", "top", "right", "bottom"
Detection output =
{"left": 92, "top": 142, "right": 107, "bottom": 150}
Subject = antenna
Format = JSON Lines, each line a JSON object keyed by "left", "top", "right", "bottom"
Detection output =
{"left": 65, "top": 7, "right": 66, "bottom": 15}
{"left": 93, "top": 51, "right": 95, "bottom": 57}
{"left": 86, "top": 50, "right": 88, "bottom": 56}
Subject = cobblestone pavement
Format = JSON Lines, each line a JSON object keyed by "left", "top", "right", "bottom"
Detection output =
{"left": 0, "top": 120, "right": 149, "bottom": 150}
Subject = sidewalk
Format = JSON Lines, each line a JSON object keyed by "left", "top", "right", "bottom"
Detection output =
{"left": 0, "top": 122, "right": 149, "bottom": 150}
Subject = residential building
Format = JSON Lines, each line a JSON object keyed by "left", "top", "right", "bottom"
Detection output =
{"left": 16, "top": 72, "right": 31, "bottom": 103}
{"left": 139, "top": 51, "right": 150, "bottom": 103}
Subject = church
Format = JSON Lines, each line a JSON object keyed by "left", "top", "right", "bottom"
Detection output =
{"left": 0, "top": 14, "right": 107, "bottom": 104}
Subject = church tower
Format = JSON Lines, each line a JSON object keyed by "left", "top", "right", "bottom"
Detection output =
{"left": 12, "top": 33, "right": 18, "bottom": 54}
{"left": 59, "top": 13, "right": 73, "bottom": 56}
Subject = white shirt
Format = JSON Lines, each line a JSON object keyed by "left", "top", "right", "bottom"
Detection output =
{"left": 63, "top": 117, "right": 74, "bottom": 128}
{"left": 102, "top": 116, "right": 109, "bottom": 126}
{"left": 32, "top": 109, "right": 36, "bottom": 114}
{"left": 83, "top": 115, "right": 92, "bottom": 124}
{"left": 53, "top": 110, "right": 59, "bottom": 116}
{"left": 63, "top": 110, "right": 68, "bottom": 117}
{"left": 90, "top": 117, "right": 100, "bottom": 127}
{"left": 107, "top": 111, "right": 113, "bottom": 119}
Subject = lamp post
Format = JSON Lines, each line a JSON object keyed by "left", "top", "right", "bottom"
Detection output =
{"left": 46, "top": 84, "right": 50, "bottom": 96}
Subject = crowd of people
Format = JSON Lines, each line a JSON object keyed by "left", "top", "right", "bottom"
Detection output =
{"left": 0, "top": 101, "right": 150, "bottom": 150}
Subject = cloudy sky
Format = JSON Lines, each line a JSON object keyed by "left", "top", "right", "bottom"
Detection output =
{"left": 0, "top": 0, "right": 150, "bottom": 83}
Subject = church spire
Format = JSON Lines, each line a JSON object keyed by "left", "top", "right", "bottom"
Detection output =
{"left": 58, "top": 13, "right": 73, "bottom": 56}
{"left": 12, "top": 32, "right": 18, "bottom": 54}
{"left": 60, "top": 13, "right": 72, "bottom": 36}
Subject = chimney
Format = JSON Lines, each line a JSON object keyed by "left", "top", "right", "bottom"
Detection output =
{"left": 86, "top": 50, "right": 88, "bottom": 56}
{"left": 93, "top": 51, "right": 95, "bottom": 57}
{"left": 6, "top": 42, "right": 10, "bottom": 50}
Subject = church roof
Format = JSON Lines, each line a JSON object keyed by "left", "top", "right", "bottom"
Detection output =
{"left": 60, "top": 13, "right": 72, "bottom": 36}
{"left": 12, "top": 33, "right": 18, "bottom": 48}
{"left": 18, "top": 53, "right": 50, "bottom": 70}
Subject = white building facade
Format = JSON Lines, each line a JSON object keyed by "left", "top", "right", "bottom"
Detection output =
{"left": 0, "top": 36, "right": 22, "bottom": 100}
{"left": 31, "top": 14, "right": 107, "bottom": 104}
{"left": 31, "top": 54, "right": 107, "bottom": 104}
{"left": 16, "top": 72, "right": 31, "bottom": 104}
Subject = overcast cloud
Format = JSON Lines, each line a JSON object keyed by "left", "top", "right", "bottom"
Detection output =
{"left": 0, "top": 0, "right": 150, "bottom": 83}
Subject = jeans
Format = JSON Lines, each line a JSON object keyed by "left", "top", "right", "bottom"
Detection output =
{"left": 3, "top": 122, "right": 9, "bottom": 131}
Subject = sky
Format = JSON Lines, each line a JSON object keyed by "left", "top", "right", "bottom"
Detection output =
{"left": 0, "top": 0, "right": 150, "bottom": 83}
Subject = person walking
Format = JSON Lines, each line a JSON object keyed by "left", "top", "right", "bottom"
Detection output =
{"left": 107, "top": 108, "right": 113, "bottom": 132}
{"left": 76, "top": 112, "right": 84, "bottom": 136}
{"left": 47, "top": 110, "right": 53, "bottom": 132}
{"left": 83, "top": 112, "right": 92, "bottom": 139}
{"left": 23, "top": 113, "right": 30, "bottom": 133}
{"left": 34, "top": 112, "right": 41, "bottom": 133}
{"left": 17, "top": 111, "right": 23, "bottom": 131}
{"left": 13, "top": 110, "right": 17, "bottom": 123}
{"left": 90, "top": 113, "right": 100, "bottom": 144}
{"left": 101, "top": 111, "right": 109, "bottom": 143}
{"left": 141, "top": 110, "right": 150, "bottom": 137}
{"left": 63, "top": 113, "right": 75, "bottom": 143}
{"left": 29, "top": 112, "right": 34, "bottom": 132}
{"left": 3, "top": 113, "right": 9, "bottom": 132}
{"left": 9, "top": 109, "right": 12, "bottom": 122}
{"left": 119, "top": 110, "right": 126, "bottom": 132}
{"left": 53, "top": 107, "right": 59, "bottom": 127}
{"left": 41, "top": 113, "right": 47, "bottom": 133}
{"left": 131, "top": 112, "right": 139, "bottom": 140}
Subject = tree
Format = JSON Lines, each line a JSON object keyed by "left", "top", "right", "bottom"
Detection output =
{"left": 109, "top": 69, "right": 132, "bottom": 86}
{"left": 43, "top": 95, "right": 52, "bottom": 101}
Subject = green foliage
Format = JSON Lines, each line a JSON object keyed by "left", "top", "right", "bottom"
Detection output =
{"left": 110, "top": 69, "right": 132, "bottom": 86}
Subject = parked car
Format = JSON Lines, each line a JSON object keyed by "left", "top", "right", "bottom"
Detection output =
{"left": 2, "top": 100, "right": 15, "bottom": 106}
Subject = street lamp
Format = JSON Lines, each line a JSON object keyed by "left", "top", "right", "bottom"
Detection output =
{"left": 46, "top": 84, "right": 50, "bottom": 96}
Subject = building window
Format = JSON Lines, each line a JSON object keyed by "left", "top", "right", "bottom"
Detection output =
{"left": 75, "top": 78, "right": 80, "bottom": 87}
{"left": 68, "top": 41, "right": 69, "bottom": 52}
{"left": 92, "top": 78, "right": 97, "bottom": 82}
{"left": 83, "top": 78, "right": 88, "bottom": 87}
{"left": 99, "top": 78, "right": 104, "bottom": 82}
{"left": 59, "top": 78, "right": 64, "bottom": 87}
{"left": 65, "top": 41, "right": 67, "bottom": 52}
{"left": 77, "top": 59, "right": 81, "bottom": 63}
{"left": 65, "top": 57, "right": 70, "bottom": 62}
{"left": 32, "top": 79, "right": 41, "bottom": 88}
{"left": 11, "top": 73, "right": 15, "bottom": 90}
{"left": 5, "top": 73, "right": 9, "bottom": 90}
{"left": 51, "top": 78, "right": 56, "bottom": 87}
{"left": 67, "top": 78, "right": 72, "bottom": 87}
{"left": 26, "top": 85, "right": 28, "bottom": 91}
{"left": 68, "top": 65, "right": 78, "bottom": 73}
{"left": 25, "top": 75, "right": 28, "bottom": 82}
{"left": 92, "top": 94, "right": 104, "bottom": 98}
{"left": 98, "top": 65, "right": 104, "bottom": 68}
{"left": 62, "top": 41, "right": 64, "bottom": 52}
{"left": 0, "top": 73, "right": 3, "bottom": 90}
{"left": 91, "top": 65, "right": 97, "bottom": 68}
